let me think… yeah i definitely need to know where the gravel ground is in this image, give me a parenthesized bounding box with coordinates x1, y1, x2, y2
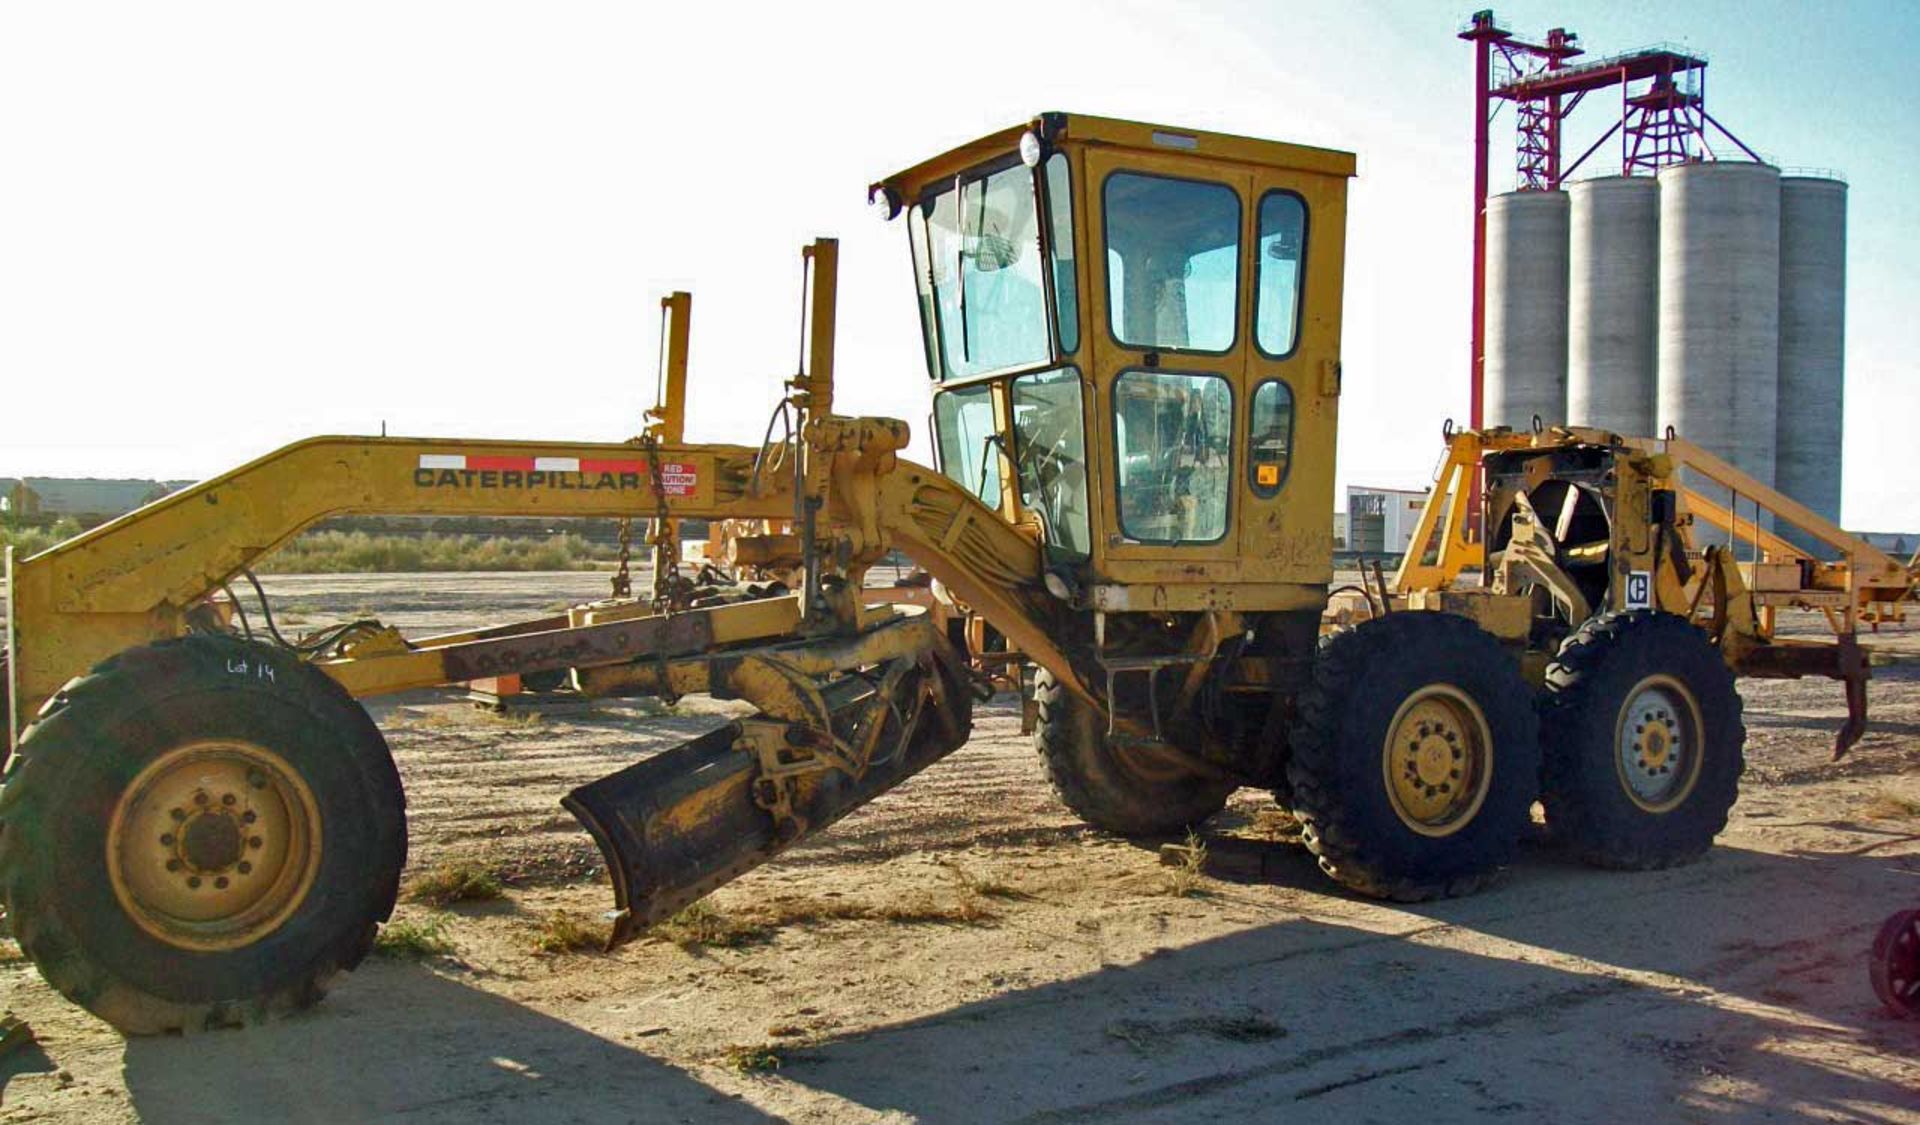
(2, 572, 1917, 1123)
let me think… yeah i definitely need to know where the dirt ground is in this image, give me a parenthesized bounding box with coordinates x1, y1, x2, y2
(3, 572, 1918, 1123)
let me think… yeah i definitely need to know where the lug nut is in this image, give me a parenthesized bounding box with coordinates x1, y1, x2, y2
(242, 811, 257, 824)
(194, 792, 209, 806)
(187, 876, 202, 889)
(160, 834, 175, 847)
(166, 859, 182, 872)
(170, 808, 187, 822)
(222, 793, 236, 806)
(238, 861, 252, 875)
(215, 876, 229, 889)
(249, 836, 263, 849)
(248, 771, 267, 790)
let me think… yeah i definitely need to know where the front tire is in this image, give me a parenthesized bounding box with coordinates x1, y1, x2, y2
(0, 636, 406, 1033)
(1286, 613, 1541, 901)
(1032, 668, 1234, 836)
(1539, 611, 1744, 870)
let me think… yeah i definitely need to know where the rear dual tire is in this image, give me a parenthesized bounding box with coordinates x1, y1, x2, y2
(1285, 613, 1541, 901)
(1539, 611, 1744, 870)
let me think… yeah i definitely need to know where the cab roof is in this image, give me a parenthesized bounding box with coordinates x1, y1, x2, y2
(871, 112, 1358, 206)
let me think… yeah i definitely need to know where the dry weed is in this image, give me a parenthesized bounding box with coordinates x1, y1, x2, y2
(532, 910, 609, 954)
(1164, 830, 1210, 897)
(397, 710, 464, 731)
(747, 895, 874, 927)
(1862, 792, 1920, 820)
(652, 900, 772, 948)
(1251, 806, 1305, 841)
(472, 708, 545, 728)
(871, 889, 997, 925)
(406, 860, 505, 906)
(935, 859, 1028, 901)
(720, 1043, 783, 1073)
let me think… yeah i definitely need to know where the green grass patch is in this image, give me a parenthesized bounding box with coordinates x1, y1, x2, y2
(0, 518, 83, 560)
(374, 915, 456, 959)
(256, 529, 616, 574)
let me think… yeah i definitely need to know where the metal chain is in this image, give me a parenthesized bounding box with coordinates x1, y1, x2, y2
(639, 432, 680, 610)
(611, 517, 633, 599)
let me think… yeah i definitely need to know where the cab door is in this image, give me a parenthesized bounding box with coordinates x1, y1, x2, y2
(1081, 144, 1254, 581)
(1235, 165, 1347, 586)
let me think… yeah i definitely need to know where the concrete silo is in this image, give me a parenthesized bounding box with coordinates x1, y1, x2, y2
(1484, 190, 1569, 429)
(1655, 161, 1781, 543)
(1775, 176, 1847, 555)
(1567, 176, 1659, 436)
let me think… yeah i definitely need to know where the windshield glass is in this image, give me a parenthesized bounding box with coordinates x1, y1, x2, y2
(910, 162, 1052, 380)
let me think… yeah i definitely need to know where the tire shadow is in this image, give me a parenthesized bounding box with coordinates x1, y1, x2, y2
(119, 963, 770, 1124)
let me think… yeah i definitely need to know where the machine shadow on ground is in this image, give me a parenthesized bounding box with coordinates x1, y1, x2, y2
(767, 845, 1915, 1123)
(117, 964, 774, 1125)
(86, 842, 1915, 1124)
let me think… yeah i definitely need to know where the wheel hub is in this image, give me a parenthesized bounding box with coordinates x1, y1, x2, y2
(179, 811, 245, 871)
(1615, 677, 1703, 812)
(1383, 687, 1494, 837)
(106, 741, 322, 952)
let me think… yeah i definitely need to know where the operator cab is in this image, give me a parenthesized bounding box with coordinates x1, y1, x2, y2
(871, 114, 1355, 606)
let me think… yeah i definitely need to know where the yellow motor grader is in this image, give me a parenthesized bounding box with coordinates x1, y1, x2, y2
(3, 114, 1910, 1032)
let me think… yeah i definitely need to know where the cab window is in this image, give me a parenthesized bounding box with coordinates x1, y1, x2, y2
(1103, 172, 1240, 353)
(1044, 153, 1079, 355)
(910, 163, 1050, 380)
(1248, 380, 1294, 496)
(1255, 192, 1308, 357)
(1010, 367, 1091, 558)
(1113, 370, 1233, 543)
(932, 384, 1001, 505)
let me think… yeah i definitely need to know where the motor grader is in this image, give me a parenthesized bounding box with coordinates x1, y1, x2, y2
(3, 113, 1911, 1034)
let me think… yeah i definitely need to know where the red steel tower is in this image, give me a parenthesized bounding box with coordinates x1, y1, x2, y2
(1458, 9, 1758, 432)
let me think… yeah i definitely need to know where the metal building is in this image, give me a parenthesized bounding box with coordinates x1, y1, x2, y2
(1656, 161, 1781, 541)
(1776, 175, 1848, 555)
(1345, 485, 1430, 555)
(1567, 176, 1659, 435)
(1484, 190, 1570, 429)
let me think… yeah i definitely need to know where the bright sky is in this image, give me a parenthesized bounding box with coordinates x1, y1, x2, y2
(4, 1, 1915, 528)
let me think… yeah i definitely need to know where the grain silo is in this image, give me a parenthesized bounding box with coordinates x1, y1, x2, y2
(1775, 175, 1847, 555)
(1484, 190, 1569, 429)
(1656, 161, 1781, 543)
(1567, 176, 1659, 436)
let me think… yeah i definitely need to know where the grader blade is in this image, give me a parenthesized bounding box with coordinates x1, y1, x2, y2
(562, 637, 973, 947)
